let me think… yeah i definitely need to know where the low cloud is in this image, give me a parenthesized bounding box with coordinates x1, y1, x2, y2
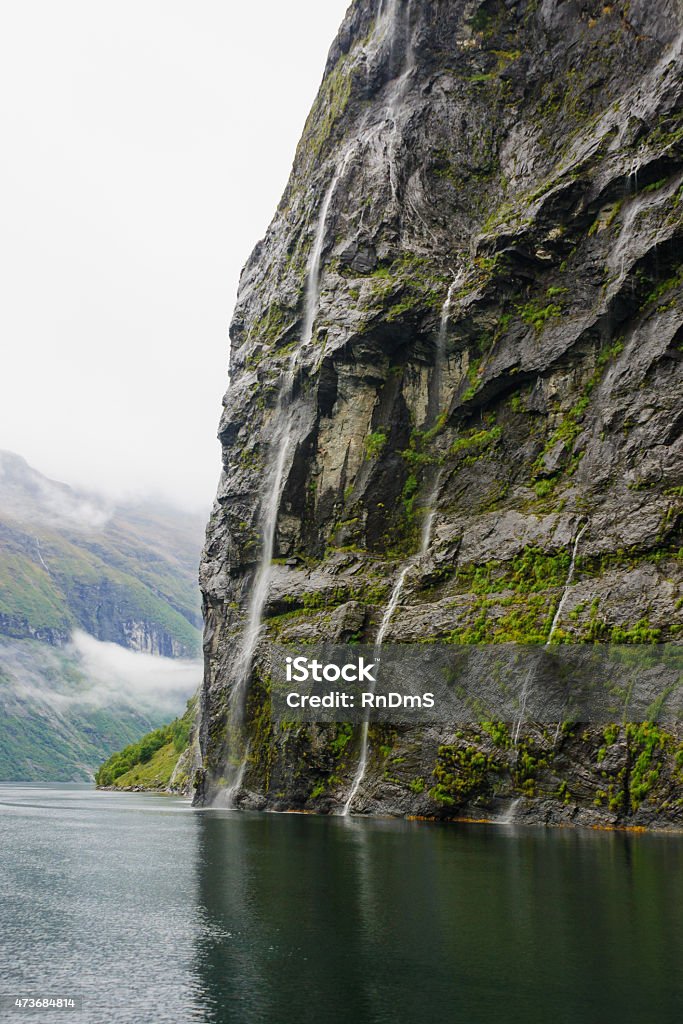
(69, 630, 201, 717)
(0, 632, 200, 723)
(0, 451, 113, 531)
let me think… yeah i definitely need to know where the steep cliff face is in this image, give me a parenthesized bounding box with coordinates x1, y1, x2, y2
(199, 0, 683, 826)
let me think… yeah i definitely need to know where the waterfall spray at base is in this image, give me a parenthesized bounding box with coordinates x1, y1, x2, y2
(220, 153, 354, 808)
(342, 279, 455, 816)
(496, 798, 523, 826)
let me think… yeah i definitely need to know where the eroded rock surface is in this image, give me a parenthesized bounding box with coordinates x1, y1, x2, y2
(198, 0, 683, 826)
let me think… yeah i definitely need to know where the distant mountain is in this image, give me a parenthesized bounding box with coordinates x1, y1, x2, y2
(0, 452, 205, 780)
(0, 450, 204, 656)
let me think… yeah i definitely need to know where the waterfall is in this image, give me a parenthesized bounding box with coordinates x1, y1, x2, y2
(342, 279, 453, 815)
(547, 521, 588, 644)
(34, 536, 50, 574)
(300, 147, 355, 349)
(512, 521, 588, 745)
(222, 378, 294, 806)
(376, 0, 406, 66)
(383, 0, 415, 204)
(496, 797, 523, 825)
(417, 276, 456, 556)
(229, 392, 294, 724)
(611, 181, 673, 284)
(223, 742, 251, 808)
(428, 276, 457, 421)
(511, 662, 536, 747)
(612, 198, 643, 283)
(341, 562, 411, 816)
(222, 150, 355, 806)
(341, 480, 441, 816)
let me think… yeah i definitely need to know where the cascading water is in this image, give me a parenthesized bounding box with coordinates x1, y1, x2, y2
(222, 152, 355, 807)
(377, 0, 440, 245)
(229, 392, 295, 724)
(342, 279, 454, 815)
(610, 175, 678, 283)
(416, 275, 458, 554)
(341, 563, 411, 816)
(512, 521, 589, 746)
(379, 0, 415, 204)
(429, 276, 457, 421)
(301, 147, 356, 349)
(497, 797, 523, 826)
(222, 378, 294, 806)
(547, 521, 588, 645)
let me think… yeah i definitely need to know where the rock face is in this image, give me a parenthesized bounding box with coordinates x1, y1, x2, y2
(198, 0, 683, 827)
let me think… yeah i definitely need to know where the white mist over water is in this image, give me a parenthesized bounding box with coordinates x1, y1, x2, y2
(70, 631, 200, 714)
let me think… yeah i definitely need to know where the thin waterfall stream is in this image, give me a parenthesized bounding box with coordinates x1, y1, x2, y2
(342, 278, 456, 815)
(384, 0, 415, 204)
(499, 521, 588, 821)
(301, 147, 356, 349)
(512, 520, 589, 747)
(497, 797, 524, 826)
(222, 152, 355, 806)
(222, 373, 295, 806)
(546, 521, 589, 645)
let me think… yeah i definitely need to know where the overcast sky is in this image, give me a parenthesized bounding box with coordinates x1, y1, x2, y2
(0, 0, 350, 512)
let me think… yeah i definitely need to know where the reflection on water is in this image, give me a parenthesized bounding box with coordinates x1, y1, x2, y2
(0, 786, 682, 1024)
(192, 811, 683, 1024)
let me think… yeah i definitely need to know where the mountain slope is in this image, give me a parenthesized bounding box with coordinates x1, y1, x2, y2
(0, 451, 203, 656)
(198, 0, 683, 826)
(0, 638, 177, 780)
(0, 452, 204, 780)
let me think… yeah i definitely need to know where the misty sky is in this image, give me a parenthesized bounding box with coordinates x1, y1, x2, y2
(0, 0, 349, 511)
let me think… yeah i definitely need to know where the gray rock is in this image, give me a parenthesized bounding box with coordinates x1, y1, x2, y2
(197, 0, 683, 828)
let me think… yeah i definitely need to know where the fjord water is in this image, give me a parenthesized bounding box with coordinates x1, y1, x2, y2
(1, 786, 682, 1024)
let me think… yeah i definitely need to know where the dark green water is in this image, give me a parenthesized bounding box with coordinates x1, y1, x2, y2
(0, 785, 682, 1024)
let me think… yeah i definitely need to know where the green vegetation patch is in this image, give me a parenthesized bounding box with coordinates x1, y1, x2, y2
(297, 52, 353, 164)
(431, 744, 498, 806)
(364, 430, 388, 460)
(95, 700, 194, 788)
(0, 553, 72, 632)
